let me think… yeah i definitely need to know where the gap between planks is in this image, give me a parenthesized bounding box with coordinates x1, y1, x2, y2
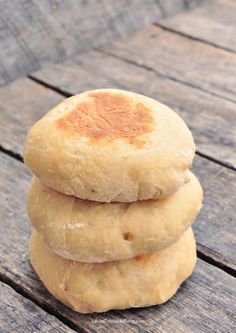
(154, 23, 236, 55)
(197, 249, 236, 278)
(0, 147, 235, 278)
(0, 145, 23, 162)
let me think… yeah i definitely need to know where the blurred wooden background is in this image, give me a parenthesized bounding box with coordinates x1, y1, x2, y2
(0, 0, 204, 85)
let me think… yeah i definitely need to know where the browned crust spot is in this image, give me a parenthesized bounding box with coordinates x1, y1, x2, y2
(57, 91, 154, 146)
(135, 254, 151, 264)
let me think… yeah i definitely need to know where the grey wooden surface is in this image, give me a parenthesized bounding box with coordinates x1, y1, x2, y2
(1, 0, 236, 332)
(0, 0, 202, 86)
(0, 77, 64, 155)
(0, 282, 75, 333)
(160, 0, 236, 52)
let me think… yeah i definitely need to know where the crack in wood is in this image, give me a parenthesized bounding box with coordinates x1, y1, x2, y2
(196, 150, 236, 172)
(28, 75, 72, 98)
(0, 145, 23, 163)
(155, 22, 236, 55)
(197, 250, 236, 278)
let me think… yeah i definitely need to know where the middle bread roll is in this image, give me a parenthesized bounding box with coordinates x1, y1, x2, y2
(28, 172, 202, 262)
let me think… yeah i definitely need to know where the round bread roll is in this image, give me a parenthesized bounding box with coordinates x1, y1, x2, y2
(24, 89, 195, 202)
(29, 227, 196, 314)
(28, 172, 202, 262)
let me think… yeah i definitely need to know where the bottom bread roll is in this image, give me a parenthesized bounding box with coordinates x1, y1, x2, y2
(29, 227, 196, 314)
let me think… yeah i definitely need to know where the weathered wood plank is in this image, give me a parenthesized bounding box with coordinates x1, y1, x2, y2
(160, 0, 236, 52)
(31, 50, 236, 168)
(100, 25, 236, 103)
(0, 151, 236, 332)
(0, 77, 64, 155)
(192, 157, 236, 272)
(0, 282, 75, 333)
(0, 0, 199, 85)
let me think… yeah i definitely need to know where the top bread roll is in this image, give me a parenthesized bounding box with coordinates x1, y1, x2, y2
(24, 89, 195, 202)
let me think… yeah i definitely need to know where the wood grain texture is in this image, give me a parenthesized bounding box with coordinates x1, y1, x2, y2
(31, 50, 236, 168)
(0, 0, 200, 85)
(0, 282, 75, 333)
(0, 153, 236, 332)
(0, 77, 64, 155)
(101, 25, 236, 103)
(160, 0, 236, 52)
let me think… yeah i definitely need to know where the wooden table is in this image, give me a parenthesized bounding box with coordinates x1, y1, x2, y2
(0, 1, 236, 332)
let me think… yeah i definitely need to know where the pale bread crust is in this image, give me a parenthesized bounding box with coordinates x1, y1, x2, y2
(24, 89, 195, 202)
(29, 227, 196, 314)
(28, 172, 202, 262)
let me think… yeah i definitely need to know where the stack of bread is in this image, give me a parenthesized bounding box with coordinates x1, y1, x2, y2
(24, 89, 203, 314)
